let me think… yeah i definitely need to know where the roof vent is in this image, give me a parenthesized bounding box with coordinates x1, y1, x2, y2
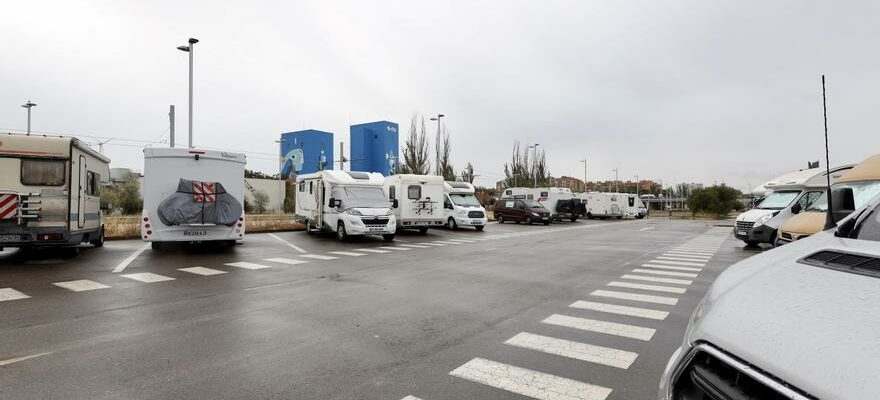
(800, 250, 880, 278)
(346, 171, 370, 180)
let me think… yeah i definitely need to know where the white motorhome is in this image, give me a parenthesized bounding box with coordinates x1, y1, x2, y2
(734, 165, 852, 246)
(501, 187, 582, 222)
(141, 148, 246, 249)
(384, 174, 445, 232)
(0, 133, 110, 249)
(442, 181, 488, 231)
(578, 192, 625, 219)
(295, 170, 396, 241)
(619, 193, 648, 219)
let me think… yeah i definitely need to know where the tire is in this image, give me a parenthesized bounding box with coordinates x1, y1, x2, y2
(383, 234, 395, 242)
(448, 218, 458, 230)
(151, 242, 164, 251)
(336, 222, 348, 242)
(543, 221, 550, 225)
(90, 226, 105, 248)
(744, 240, 759, 247)
(570, 217, 577, 222)
(225, 240, 237, 247)
(497, 215, 504, 223)
(418, 227, 428, 234)
(475, 225, 485, 231)
(525, 217, 532, 225)
(617, 216, 623, 220)
(586, 213, 593, 220)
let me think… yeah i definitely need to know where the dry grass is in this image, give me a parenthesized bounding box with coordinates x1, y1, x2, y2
(104, 214, 305, 240)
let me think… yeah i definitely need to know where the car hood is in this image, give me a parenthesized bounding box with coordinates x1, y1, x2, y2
(350, 207, 392, 216)
(529, 207, 549, 214)
(735, 208, 774, 222)
(690, 232, 880, 399)
(779, 211, 826, 235)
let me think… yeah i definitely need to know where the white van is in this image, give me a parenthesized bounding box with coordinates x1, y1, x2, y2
(442, 181, 488, 231)
(619, 193, 648, 219)
(384, 174, 445, 233)
(501, 187, 582, 222)
(579, 192, 624, 219)
(734, 165, 852, 246)
(141, 148, 246, 249)
(295, 170, 396, 241)
(0, 133, 110, 249)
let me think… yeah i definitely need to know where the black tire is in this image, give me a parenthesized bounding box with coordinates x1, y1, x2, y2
(305, 221, 314, 235)
(448, 218, 458, 230)
(475, 225, 485, 231)
(336, 222, 348, 242)
(383, 234, 395, 242)
(90, 226, 105, 248)
(543, 221, 550, 225)
(418, 227, 429, 234)
(225, 240, 237, 247)
(497, 215, 504, 223)
(570, 217, 577, 222)
(586, 213, 593, 220)
(744, 240, 759, 247)
(151, 242, 164, 251)
(617, 216, 623, 220)
(525, 217, 532, 225)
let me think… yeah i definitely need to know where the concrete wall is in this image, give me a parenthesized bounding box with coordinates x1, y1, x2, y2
(244, 178, 285, 213)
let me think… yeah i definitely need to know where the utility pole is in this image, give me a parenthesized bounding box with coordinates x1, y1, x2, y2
(579, 158, 587, 192)
(169, 105, 175, 147)
(634, 174, 639, 197)
(21, 101, 37, 134)
(612, 168, 619, 192)
(430, 114, 445, 175)
(339, 141, 345, 170)
(177, 38, 199, 148)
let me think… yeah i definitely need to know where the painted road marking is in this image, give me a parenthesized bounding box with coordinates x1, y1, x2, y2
(52, 279, 111, 292)
(505, 332, 638, 369)
(450, 357, 613, 400)
(299, 254, 339, 260)
(590, 290, 679, 305)
(447, 239, 476, 243)
(380, 246, 411, 251)
(0, 352, 52, 366)
(569, 300, 668, 320)
(608, 281, 686, 294)
(268, 233, 307, 253)
(673, 247, 716, 252)
(432, 241, 461, 245)
(397, 244, 430, 248)
(649, 259, 706, 267)
(121, 272, 175, 283)
(621, 274, 693, 285)
(356, 248, 391, 253)
(671, 250, 714, 256)
(662, 253, 711, 259)
(641, 263, 702, 272)
(632, 269, 699, 278)
(264, 257, 309, 265)
(417, 242, 446, 246)
(178, 267, 227, 276)
(656, 256, 710, 263)
(638, 227, 655, 231)
(401, 396, 424, 400)
(224, 262, 272, 270)
(0, 288, 30, 302)
(112, 242, 151, 273)
(543, 314, 655, 341)
(328, 251, 367, 257)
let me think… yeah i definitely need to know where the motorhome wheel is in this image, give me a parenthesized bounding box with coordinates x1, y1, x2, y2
(336, 222, 348, 241)
(525, 217, 532, 225)
(497, 215, 504, 223)
(383, 234, 395, 242)
(617, 216, 623, 220)
(586, 213, 593, 219)
(447, 218, 458, 230)
(418, 227, 428, 234)
(475, 225, 484, 231)
(90, 226, 105, 248)
(151, 242, 164, 251)
(570, 217, 577, 222)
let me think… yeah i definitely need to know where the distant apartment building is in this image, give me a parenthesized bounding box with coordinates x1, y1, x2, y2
(675, 182, 704, 197)
(549, 176, 586, 192)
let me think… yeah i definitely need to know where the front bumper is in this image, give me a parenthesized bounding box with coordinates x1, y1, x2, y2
(454, 216, 488, 226)
(734, 224, 776, 244)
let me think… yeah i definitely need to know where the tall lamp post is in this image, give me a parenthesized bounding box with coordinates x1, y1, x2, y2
(429, 114, 445, 175)
(177, 38, 199, 148)
(528, 143, 540, 187)
(21, 101, 37, 134)
(579, 158, 587, 192)
(634, 174, 639, 198)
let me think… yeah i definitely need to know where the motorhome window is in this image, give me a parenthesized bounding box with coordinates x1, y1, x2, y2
(299, 181, 305, 192)
(20, 159, 66, 186)
(407, 185, 421, 200)
(389, 186, 396, 199)
(798, 191, 822, 210)
(449, 194, 481, 207)
(540, 191, 548, 198)
(86, 171, 101, 196)
(309, 181, 313, 194)
(629, 197, 635, 207)
(847, 181, 880, 209)
(756, 190, 800, 209)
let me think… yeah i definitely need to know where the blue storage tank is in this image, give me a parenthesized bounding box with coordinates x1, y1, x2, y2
(350, 121, 399, 176)
(279, 130, 333, 178)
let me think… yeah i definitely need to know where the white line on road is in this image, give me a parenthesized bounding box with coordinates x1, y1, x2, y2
(632, 269, 699, 278)
(268, 233, 307, 253)
(121, 272, 176, 283)
(417, 242, 445, 246)
(401, 396, 424, 400)
(673, 247, 716, 252)
(542, 314, 655, 341)
(449, 357, 613, 400)
(53, 279, 111, 292)
(641, 263, 703, 272)
(0, 288, 30, 302)
(638, 227, 655, 231)
(446, 239, 476, 243)
(0, 352, 52, 366)
(621, 274, 693, 285)
(356, 248, 391, 253)
(590, 289, 679, 305)
(396, 244, 430, 248)
(112, 242, 151, 273)
(299, 254, 339, 260)
(608, 281, 686, 294)
(380, 246, 411, 251)
(432, 241, 461, 245)
(264, 257, 309, 265)
(505, 332, 638, 369)
(178, 267, 227, 276)
(662, 253, 711, 259)
(649, 259, 706, 267)
(328, 251, 367, 257)
(656, 256, 710, 263)
(224, 261, 273, 270)
(569, 300, 668, 320)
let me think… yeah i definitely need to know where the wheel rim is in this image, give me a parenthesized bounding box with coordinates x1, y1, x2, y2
(337, 225, 345, 239)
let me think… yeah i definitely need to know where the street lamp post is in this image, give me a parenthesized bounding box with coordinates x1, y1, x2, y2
(634, 174, 639, 198)
(612, 168, 619, 192)
(579, 158, 587, 192)
(528, 143, 540, 187)
(429, 114, 445, 175)
(177, 38, 199, 148)
(21, 101, 37, 134)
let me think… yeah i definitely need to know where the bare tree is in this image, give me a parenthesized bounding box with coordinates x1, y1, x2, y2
(503, 141, 550, 188)
(460, 162, 475, 183)
(437, 125, 456, 181)
(399, 114, 430, 174)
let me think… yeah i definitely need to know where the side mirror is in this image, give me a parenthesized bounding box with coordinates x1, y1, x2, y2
(831, 188, 855, 223)
(328, 197, 338, 208)
(392, 199, 399, 209)
(791, 203, 802, 214)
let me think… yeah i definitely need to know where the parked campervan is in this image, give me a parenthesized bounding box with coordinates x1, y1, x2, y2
(777, 154, 880, 245)
(141, 148, 246, 249)
(296, 170, 396, 241)
(619, 193, 648, 219)
(579, 192, 624, 219)
(442, 181, 488, 231)
(734, 165, 852, 246)
(500, 187, 582, 222)
(0, 133, 110, 249)
(384, 174, 445, 232)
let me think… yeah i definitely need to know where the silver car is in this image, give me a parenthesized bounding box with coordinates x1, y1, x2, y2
(659, 194, 880, 399)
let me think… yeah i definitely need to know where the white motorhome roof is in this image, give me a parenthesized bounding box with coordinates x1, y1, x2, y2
(444, 181, 475, 193)
(298, 170, 385, 185)
(763, 165, 853, 190)
(144, 147, 246, 164)
(386, 174, 445, 184)
(1, 132, 110, 163)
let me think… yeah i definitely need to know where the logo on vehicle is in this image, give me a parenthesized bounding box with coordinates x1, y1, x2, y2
(221, 152, 238, 159)
(386, 125, 397, 133)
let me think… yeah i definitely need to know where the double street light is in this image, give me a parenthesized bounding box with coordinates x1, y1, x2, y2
(528, 143, 540, 187)
(177, 38, 199, 148)
(21, 101, 37, 134)
(430, 114, 445, 175)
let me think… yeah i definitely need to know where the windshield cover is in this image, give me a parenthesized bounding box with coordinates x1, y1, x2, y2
(450, 194, 481, 207)
(809, 182, 880, 212)
(334, 186, 389, 209)
(757, 191, 800, 209)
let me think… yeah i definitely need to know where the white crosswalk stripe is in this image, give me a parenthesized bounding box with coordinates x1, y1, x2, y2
(621, 274, 693, 285)
(224, 261, 272, 270)
(505, 332, 638, 369)
(264, 257, 309, 265)
(607, 281, 686, 294)
(569, 300, 669, 320)
(432, 241, 461, 245)
(299, 254, 339, 260)
(179, 267, 227, 276)
(416, 242, 446, 246)
(662, 253, 711, 259)
(380, 246, 411, 251)
(641, 263, 702, 272)
(397, 244, 430, 248)
(649, 259, 706, 267)
(328, 251, 367, 257)
(673, 247, 716, 252)
(656, 256, 709, 263)
(542, 314, 655, 341)
(356, 248, 391, 253)
(53, 279, 111, 292)
(401, 396, 424, 400)
(121, 272, 176, 283)
(0, 288, 30, 302)
(446, 239, 476, 243)
(449, 357, 612, 400)
(590, 289, 679, 305)
(632, 268, 699, 278)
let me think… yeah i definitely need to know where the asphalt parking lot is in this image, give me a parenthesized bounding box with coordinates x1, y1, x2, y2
(0, 219, 759, 400)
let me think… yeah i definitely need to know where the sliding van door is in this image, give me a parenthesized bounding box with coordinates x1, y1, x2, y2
(78, 155, 86, 228)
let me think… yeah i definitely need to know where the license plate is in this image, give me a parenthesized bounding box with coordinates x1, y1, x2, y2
(183, 230, 207, 237)
(369, 227, 386, 233)
(0, 234, 22, 242)
(737, 230, 747, 236)
(542, 217, 549, 220)
(471, 220, 482, 225)
(415, 221, 430, 225)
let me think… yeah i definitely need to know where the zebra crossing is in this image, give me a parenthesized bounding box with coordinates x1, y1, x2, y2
(401, 227, 731, 400)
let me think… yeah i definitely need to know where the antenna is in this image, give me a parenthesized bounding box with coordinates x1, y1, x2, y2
(821, 75, 835, 230)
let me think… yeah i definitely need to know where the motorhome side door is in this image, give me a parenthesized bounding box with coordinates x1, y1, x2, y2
(314, 180, 323, 228)
(77, 155, 87, 228)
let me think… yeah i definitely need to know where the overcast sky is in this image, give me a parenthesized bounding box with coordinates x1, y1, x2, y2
(2, 0, 879, 192)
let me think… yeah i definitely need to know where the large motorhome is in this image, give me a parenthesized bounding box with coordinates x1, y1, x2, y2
(735, 164, 852, 246)
(384, 174, 445, 232)
(0, 133, 110, 249)
(501, 187, 582, 222)
(578, 192, 625, 219)
(619, 193, 648, 219)
(141, 148, 246, 249)
(295, 170, 396, 241)
(442, 181, 488, 231)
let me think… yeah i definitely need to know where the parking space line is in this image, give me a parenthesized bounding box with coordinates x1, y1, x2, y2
(640, 263, 702, 272)
(178, 267, 227, 276)
(328, 251, 367, 257)
(662, 253, 711, 259)
(396, 244, 430, 248)
(673, 247, 716, 252)
(542, 314, 655, 341)
(449, 357, 613, 400)
(590, 289, 679, 305)
(432, 241, 461, 245)
(299, 254, 339, 260)
(120, 272, 176, 283)
(621, 274, 693, 285)
(505, 332, 638, 369)
(649, 259, 706, 267)
(656, 256, 709, 263)
(446, 239, 476, 243)
(112, 242, 151, 273)
(268, 233, 307, 253)
(632, 269, 699, 278)
(401, 396, 424, 400)
(380, 246, 411, 251)
(0, 352, 52, 366)
(264, 257, 309, 265)
(417, 242, 445, 246)
(224, 261, 272, 270)
(607, 281, 686, 294)
(52, 279, 111, 292)
(638, 227, 655, 231)
(569, 300, 669, 320)
(0, 288, 30, 302)
(357, 248, 391, 253)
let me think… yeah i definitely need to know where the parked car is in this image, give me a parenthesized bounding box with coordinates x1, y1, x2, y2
(494, 198, 550, 225)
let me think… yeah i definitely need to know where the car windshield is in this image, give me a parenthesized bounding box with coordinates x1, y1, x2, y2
(756, 190, 800, 209)
(337, 186, 389, 209)
(522, 199, 540, 208)
(450, 194, 481, 207)
(809, 182, 880, 212)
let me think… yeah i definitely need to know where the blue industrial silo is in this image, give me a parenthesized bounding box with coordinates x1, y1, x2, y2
(279, 129, 334, 178)
(349, 121, 399, 176)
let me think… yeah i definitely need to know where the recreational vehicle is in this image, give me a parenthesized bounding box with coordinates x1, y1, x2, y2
(141, 148, 246, 249)
(620, 193, 648, 219)
(579, 192, 624, 219)
(501, 187, 582, 222)
(443, 181, 488, 231)
(0, 133, 110, 249)
(384, 174, 445, 232)
(295, 170, 396, 241)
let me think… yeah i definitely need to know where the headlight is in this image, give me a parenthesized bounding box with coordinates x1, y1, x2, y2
(346, 209, 363, 216)
(384, 209, 394, 216)
(753, 213, 772, 227)
(531, 212, 540, 217)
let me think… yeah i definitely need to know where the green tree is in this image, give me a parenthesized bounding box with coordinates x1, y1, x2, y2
(686, 185, 742, 218)
(101, 172, 142, 215)
(253, 190, 269, 214)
